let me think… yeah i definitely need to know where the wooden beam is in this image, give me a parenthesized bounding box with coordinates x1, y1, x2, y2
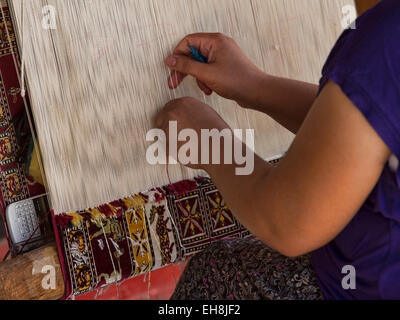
(0, 242, 64, 300)
(355, 0, 380, 15)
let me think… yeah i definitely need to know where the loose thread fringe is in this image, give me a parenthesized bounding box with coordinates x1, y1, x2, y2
(56, 178, 208, 228)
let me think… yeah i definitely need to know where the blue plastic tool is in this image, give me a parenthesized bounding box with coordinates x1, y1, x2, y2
(189, 46, 208, 63)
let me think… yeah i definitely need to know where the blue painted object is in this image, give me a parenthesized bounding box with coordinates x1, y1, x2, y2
(189, 46, 208, 63)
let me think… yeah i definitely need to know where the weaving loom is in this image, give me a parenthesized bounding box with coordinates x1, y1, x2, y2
(1, 0, 353, 299)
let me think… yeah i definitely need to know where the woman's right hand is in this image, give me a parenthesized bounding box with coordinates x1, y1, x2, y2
(165, 33, 267, 107)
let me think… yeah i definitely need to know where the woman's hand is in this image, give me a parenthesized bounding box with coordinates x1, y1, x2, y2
(165, 32, 319, 134)
(165, 33, 266, 107)
(155, 97, 233, 171)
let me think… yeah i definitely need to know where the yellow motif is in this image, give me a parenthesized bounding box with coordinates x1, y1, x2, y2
(85, 208, 106, 225)
(6, 172, 22, 199)
(66, 212, 84, 227)
(125, 207, 152, 275)
(122, 195, 146, 208)
(209, 193, 232, 228)
(179, 199, 203, 236)
(91, 217, 124, 242)
(76, 265, 91, 291)
(0, 134, 12, 162)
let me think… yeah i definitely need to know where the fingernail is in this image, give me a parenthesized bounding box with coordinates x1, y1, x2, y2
(166, 55, 177, 67)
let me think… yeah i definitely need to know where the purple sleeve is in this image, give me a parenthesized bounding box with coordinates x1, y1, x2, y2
(320, 0, 400, 159)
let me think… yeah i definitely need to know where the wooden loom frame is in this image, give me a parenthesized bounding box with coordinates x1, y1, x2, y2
(0, 0, 379, 300)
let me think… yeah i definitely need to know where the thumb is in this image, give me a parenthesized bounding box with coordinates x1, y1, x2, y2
(165, 54, 210, 82)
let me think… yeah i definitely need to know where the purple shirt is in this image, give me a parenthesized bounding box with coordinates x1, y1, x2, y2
(311, 0, 400, 299)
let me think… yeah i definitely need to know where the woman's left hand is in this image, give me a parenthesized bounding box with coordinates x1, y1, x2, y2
(155, 97, 232, 171)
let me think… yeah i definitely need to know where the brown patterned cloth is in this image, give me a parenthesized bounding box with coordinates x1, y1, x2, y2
(171, 238, 323, 300)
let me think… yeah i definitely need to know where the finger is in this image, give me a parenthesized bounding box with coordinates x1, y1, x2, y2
(165, 54, 211, 84)
(154, 108, 167, 129)
(197, 79, 213, 96)
(168, 70, 187, 89)
(173, 33, 218, 58)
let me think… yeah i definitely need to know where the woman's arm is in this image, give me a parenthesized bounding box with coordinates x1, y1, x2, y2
(156, 80, 391, 257)
(241, 74, 318, 134)
(165, 33, 318, 134)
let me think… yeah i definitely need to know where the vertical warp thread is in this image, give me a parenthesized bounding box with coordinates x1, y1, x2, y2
(9, 0, 320, 214)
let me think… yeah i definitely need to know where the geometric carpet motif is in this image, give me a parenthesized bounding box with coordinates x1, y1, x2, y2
(55, 177, 257, 298)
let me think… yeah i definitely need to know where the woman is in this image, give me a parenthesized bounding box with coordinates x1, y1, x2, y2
(156, 0, 400, 299)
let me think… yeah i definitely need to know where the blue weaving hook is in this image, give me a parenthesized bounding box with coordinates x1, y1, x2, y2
(189, 46, 208, 63)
